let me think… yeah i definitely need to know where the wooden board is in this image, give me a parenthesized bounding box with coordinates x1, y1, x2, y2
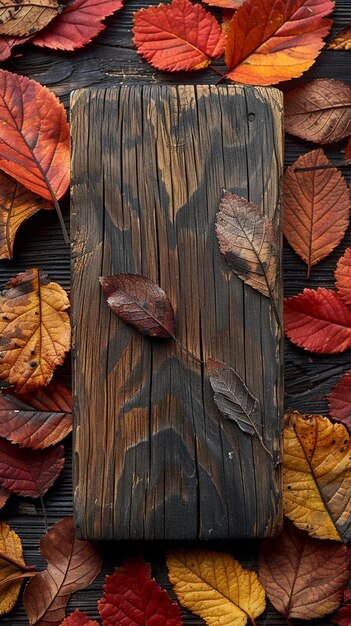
(70, 84, 284, 541)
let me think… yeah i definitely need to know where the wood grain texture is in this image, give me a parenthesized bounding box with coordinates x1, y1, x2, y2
(70, 84, 284, 541)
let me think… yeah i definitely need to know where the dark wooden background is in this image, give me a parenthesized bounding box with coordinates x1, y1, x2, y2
(1, 0, 351, 623)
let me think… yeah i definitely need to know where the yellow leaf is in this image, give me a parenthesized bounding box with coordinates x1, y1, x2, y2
(283, 412, 351, 542)
(0, 268, 71, 393)
(0, 521, 25, 615)
(167, 548, 265, 626)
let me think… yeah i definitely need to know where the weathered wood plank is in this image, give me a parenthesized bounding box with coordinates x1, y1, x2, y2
(70, 84, 283, 540)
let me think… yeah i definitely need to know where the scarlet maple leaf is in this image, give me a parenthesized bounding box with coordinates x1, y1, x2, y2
(225, 0, 334, 85)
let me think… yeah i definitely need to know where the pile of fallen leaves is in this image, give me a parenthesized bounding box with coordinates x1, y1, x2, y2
(0, 0, 351, 623)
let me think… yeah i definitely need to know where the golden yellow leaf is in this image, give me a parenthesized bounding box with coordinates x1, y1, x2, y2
(0, 268, 71, 393)
(167, 548, 265, 626)
(0, 521, 25, 615)
(283, 412, 351, 542)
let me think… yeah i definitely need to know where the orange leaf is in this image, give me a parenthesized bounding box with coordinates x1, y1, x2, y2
(225, 0, 334, 85)
(283, 150, 350, 277)
(0, 69, 69, 201)
(335, 248, 351, 305)
(203, 0, 242, 8)
(0, 171, 52, 260)
(328, 23, 351, 49)
(0, 269, 71, 393)
(132, 0, 225, 72)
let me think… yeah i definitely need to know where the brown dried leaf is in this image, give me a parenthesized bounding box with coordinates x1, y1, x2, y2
(0, 487, 9, 509)
(23, 516, 102, 626)
(216, 190, 278, 298)
(335, 247, 351, 305)
(284, 79, 351, 144)
(283, 149, 350, 277)
(100, 273, 175, 339)
(0, 0, 59, 36)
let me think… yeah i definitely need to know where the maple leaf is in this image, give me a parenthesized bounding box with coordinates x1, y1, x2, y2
(132, 0, 225, 72)
(167, 548, 265, 626)
(32, 0, 124, 51)
(284, 288, 351, 353)
(215, 190, 278, 299)
(225, 0, 334, 85)
(0, 438, 64, 497)
(0, 0, 59, 36)
(283, 411, 351, 542)
(98, 556, 182, 626)
(0, 521, 36, 615)
(0, 70, 69, 218)
(0, 382, 72, 449)
(0, 171, 52, 260)
(60, 610, 99, 626)
(23, 516, 102, 626)
(259, 518, 350, 621)
(327, 370, 351, 429)
(0, 268, 71, 393)
(283, 149, 350, 277)
(100, 273, 175, 339)
(285, 79, 351, 144)
(329, 23, 351, 49)
(335, 248, 351, 305)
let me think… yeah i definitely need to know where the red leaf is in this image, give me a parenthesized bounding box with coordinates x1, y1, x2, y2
(0, 438, 64, 497)
(284, 288, 351, 354)
(98, 556, 182, 626)
(202, 0, 242, 8)
(60, 610, 99, 626)
(0, 36, 27, 61)
(327, 371, 351, 428)
(32, 0, 123, 51)
(0, 382, 72, 449)
(225, 0, 334, 85)
(333, 605, 351, 626)
(132, 0, 225, 72)
(0, 70, 70, 201)
(23, 517, 102, 626)
(335, 248, 351, 306)
(100, 273, 175, 339)
(285, 79, 351, 144)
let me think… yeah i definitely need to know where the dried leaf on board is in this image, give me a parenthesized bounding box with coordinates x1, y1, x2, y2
(327, 370, 351, 429)
(0, 0, 59, 36)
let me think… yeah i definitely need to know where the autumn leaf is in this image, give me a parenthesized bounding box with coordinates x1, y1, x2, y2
(0, 0, 59, 36)
(329, 23, 351, 49)
(335, 248, 351, 305)
(327, 370, 351, 428)
(0, 521, 36, 615)
(0, 69, 69, 241)
(0, 171, 52, 260)
(216, 190, 278, 299)
(284, 288, 351, 353)
(98, 556, 182, 626)
(24, 516, 102, 626)
(167, 548, 265, 626)
(202, 0, 242, 8)
(225, 0, 334, 85)
(0, 487, 10, 510)
(283, 411, 351, 542)
(60, 610, 99, 626)
(0, 438, 64, 497)
(333, 590, 351, 626)
(32, 0, 124, 51)
(283, 150, 350, 277)
(0, 268, 71, 393)
(284, 79, 351, 144)
(0, 35, 27, 61)
(132, 0, 225, 72)
(259, 519, 350, 622)
(100, 273, 175, 339)
(0, 382, 72, 449)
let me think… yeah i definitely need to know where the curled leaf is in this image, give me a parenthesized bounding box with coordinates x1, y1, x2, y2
(283, 150, 350, 277)
(283, 411, 351, 542)
(327, 370, 351, 429)
(100, 273, 175, 339)
(216, 190, 278, 298)
(285, 79, 351, 144)
(23, 516, 102, 626)
(132, 0, 225, 72)
(167, 548, 265, 626)
(0, 268, 71, 393)
(259, 519, 350, 621)
(0, 0, 59, 36)
(335, 248, 351, 305)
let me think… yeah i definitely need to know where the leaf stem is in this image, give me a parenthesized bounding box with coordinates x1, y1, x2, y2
(0, 571, 37, 589)
(294, 156, 351, 172)
(52, 195, 69, 246)
(0, 551, 36, 571)
(172, 336, 204, 365)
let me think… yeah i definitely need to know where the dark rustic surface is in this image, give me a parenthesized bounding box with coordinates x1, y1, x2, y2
(0, 0, 351, 622)
(71, 84, 284, 541)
